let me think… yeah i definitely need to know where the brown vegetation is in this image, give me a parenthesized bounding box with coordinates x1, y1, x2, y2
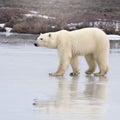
(0, 7, 28, 23)
(0, 7, 120, 34)
(0, 27, 6, 32)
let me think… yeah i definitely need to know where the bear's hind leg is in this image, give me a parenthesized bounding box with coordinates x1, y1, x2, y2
(85, 54, 96, 74)
(94, 64, 108, 76)
(70, 56, 80, 76)
(94, 55, 109, 76)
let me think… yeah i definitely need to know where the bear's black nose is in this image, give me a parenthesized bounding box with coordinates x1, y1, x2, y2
(34, 43, 38, 47)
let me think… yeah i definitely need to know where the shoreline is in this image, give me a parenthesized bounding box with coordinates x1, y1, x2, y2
(0, 32, 38, 44)
(0, 32, 120, 49)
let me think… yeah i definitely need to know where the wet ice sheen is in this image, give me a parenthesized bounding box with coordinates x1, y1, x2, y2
(34, 76, 107, 113)
(0, 44, 120, 120)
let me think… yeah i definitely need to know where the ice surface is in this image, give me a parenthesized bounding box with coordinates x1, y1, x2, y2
(0, 44, 120, 120)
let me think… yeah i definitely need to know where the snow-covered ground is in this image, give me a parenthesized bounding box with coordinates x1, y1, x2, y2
(0, 23, 12, 36)
(0, 44, 120, 120)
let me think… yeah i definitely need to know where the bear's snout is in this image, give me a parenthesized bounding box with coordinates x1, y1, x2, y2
(34, 43, 38, 47)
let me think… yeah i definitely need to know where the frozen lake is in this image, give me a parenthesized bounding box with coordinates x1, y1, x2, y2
(0, 44, 120, 120)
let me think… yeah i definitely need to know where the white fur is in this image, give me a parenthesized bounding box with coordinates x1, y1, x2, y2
(35, 28, 109, 76)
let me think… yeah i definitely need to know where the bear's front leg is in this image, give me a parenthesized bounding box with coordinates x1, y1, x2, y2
(49, 72, 64, 76)
(70, 56, 80, 76)
(49, 56, 71, 76)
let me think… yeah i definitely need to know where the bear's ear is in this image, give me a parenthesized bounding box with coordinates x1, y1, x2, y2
(49, 34, 51, 37)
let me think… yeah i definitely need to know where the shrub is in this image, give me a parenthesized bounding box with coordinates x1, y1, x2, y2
(0, 27, 6, 32)
(0, 7, 120, 35)
(0, 7, 28, 23)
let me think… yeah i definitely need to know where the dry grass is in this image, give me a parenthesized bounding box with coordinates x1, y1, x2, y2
(12, 17, 61, 34)
(0, 27, 6, 32)
(0, 7, 120, 34)
(0, 7, 28, 23)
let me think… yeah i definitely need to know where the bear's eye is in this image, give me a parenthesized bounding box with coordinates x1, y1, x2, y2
(40, 38, 43, 40)
(49, 34, 51, 37)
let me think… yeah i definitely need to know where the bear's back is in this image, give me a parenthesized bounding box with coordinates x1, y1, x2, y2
(69, 28, 109, 55)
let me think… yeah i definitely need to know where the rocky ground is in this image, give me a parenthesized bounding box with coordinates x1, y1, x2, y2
(0, 0, 120, 34)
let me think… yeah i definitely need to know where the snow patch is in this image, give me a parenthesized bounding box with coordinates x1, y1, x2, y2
(24, 14, 55, 19)
(67, 23, 83, 30)
(108, 35, 120, 41)
(51, 26, 56, 29)
(24, 12, 55, 20)
(0, 23, 5, 28)
(24, 14, 35, 17)
(30, 11, 38, 14)
(0, 23, 13, 36)
(5, 27, 12, 36)
(37, 14, 55, 19)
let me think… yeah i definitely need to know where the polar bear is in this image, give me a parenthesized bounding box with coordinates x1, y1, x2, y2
(34, 28, 109, 76)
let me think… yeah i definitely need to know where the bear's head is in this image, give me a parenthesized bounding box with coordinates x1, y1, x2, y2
(34, 32, 57, 48)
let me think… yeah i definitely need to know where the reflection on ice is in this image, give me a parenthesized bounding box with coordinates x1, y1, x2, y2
(33, 76, 107, 114)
